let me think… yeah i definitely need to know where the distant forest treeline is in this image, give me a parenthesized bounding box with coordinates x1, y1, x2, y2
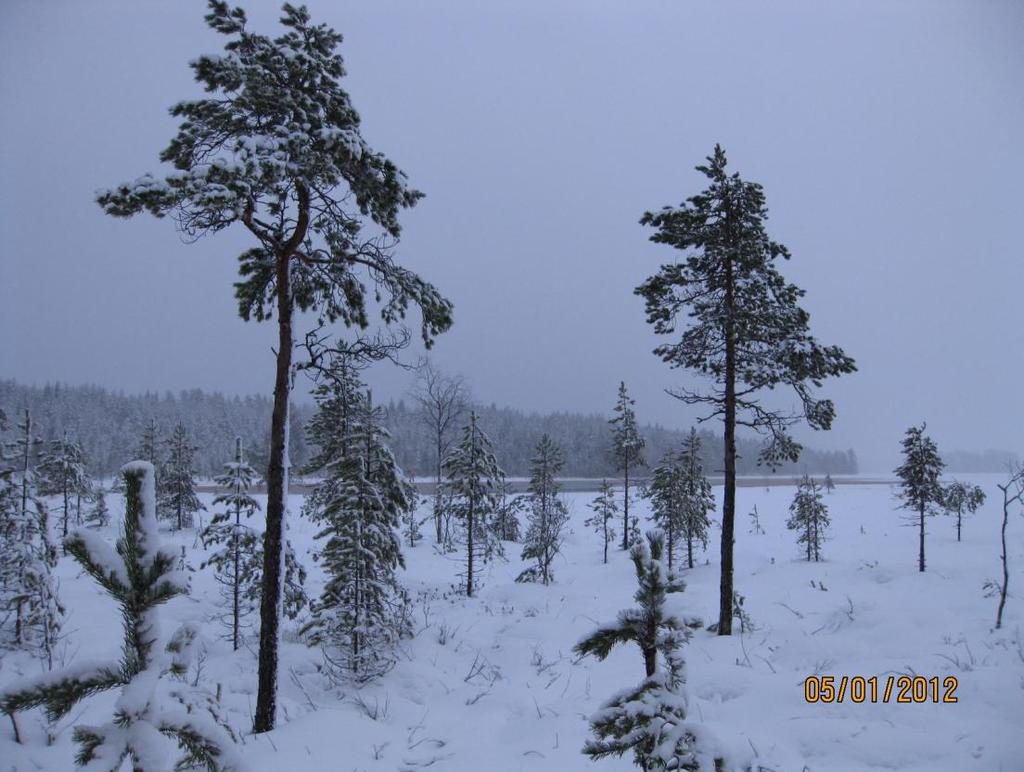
(0, 379, 859, 479)
(941, 448, 1020, 474)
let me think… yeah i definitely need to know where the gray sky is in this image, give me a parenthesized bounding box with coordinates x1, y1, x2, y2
(1, 0, 1021, 471)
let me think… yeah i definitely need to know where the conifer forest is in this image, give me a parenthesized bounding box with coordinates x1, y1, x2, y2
(1, 2, 1021, 770)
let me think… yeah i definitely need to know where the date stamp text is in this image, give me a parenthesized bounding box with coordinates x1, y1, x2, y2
(804, 675, 958, 704)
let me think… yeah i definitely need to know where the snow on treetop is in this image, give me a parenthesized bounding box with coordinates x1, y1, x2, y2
(122, 460, 156, 518)
(121, 460, 155, 476)
(120, 460, 179, 571)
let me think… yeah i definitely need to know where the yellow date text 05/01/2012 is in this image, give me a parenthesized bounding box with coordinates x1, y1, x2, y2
(803, 675, 959, 704)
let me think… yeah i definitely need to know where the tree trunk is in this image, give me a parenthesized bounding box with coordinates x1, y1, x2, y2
(603, 521, 608, 564)
(995, 493, 1010, 629)
(232, 439, 242, 651)
(435, 432, 443, 543)
(19, 411, 30, 528)
(918, 504, 925, 572)
(540, 469, 550, 584)
(253, 184, 309, 734)
(9, 712, 21, 745)
(467, 500, 475, 597)
(667, 522, 674, 570)
(232, 503, 241, 652)
(62, 484, 69, 538)
(956, 509, 962, 542)
(253, 252, 294, 734)
(353, 407, 372, 672)
(687, 533, 694, 570)
(466, 417, 476, 598)
(15, 412, 30, 645)
(718, 257, 737, 636)
(643, 646, 656, 678)
(622, 462, 630, 550)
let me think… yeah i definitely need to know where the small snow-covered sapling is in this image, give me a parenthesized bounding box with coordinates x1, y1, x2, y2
(574, 531, 715, 771)
(0, 461, 242, 771)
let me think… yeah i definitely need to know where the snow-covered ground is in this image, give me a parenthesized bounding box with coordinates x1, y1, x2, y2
(2, 477, 1022, 770)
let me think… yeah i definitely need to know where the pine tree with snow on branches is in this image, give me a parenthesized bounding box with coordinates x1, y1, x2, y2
(491, 480, 526, 543)
(636, 144, 856, 633)
(0, 410, 64, 666)
(609, 382, 646, 551)
(303, 392, 412, 681)
(0, 461, 243, 771)
(677, 430, 714, 570)
(647, 430, 714, 571)
(585, 480, 618, 565)
(942, 479, 985, 543)
(301, 357, 369, 534)
(159, 423, 204, 530)
(203, 438, 306, 651)
(38, 433, 89, 538)
(786, 475, 830, 562)
(86, 484, 111, 529)
(518, 434, 570, 585)
(574, 531, 712, 771)
(133, 419, 163, 512)
(96, 0, 454, 731)
(646, 450, 685, 569)
(441, 412, 505, 597)
(895, 424, 945, 572)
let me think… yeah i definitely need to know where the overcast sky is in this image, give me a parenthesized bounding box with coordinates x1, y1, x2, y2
(1, 0, 1021, 470)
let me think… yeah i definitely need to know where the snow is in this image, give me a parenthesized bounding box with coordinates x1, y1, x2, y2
(0, 660, 116, 701)
(115, 667, 159, 718)
(160, 706, 246, 770)
(2, 477, 1022, 770)
(70, 527, 128, 589)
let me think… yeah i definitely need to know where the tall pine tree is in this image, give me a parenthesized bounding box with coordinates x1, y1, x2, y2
(894, 424, 945, 572)
(518, 434, 569, 585)
(441, 412, 504, 597)
(636, 145, 855, 633)
(97, 1, 453, 731)
(609, 382, 646, 551)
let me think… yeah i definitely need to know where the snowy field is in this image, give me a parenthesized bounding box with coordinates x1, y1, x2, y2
(2, 477, 1022, 771)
